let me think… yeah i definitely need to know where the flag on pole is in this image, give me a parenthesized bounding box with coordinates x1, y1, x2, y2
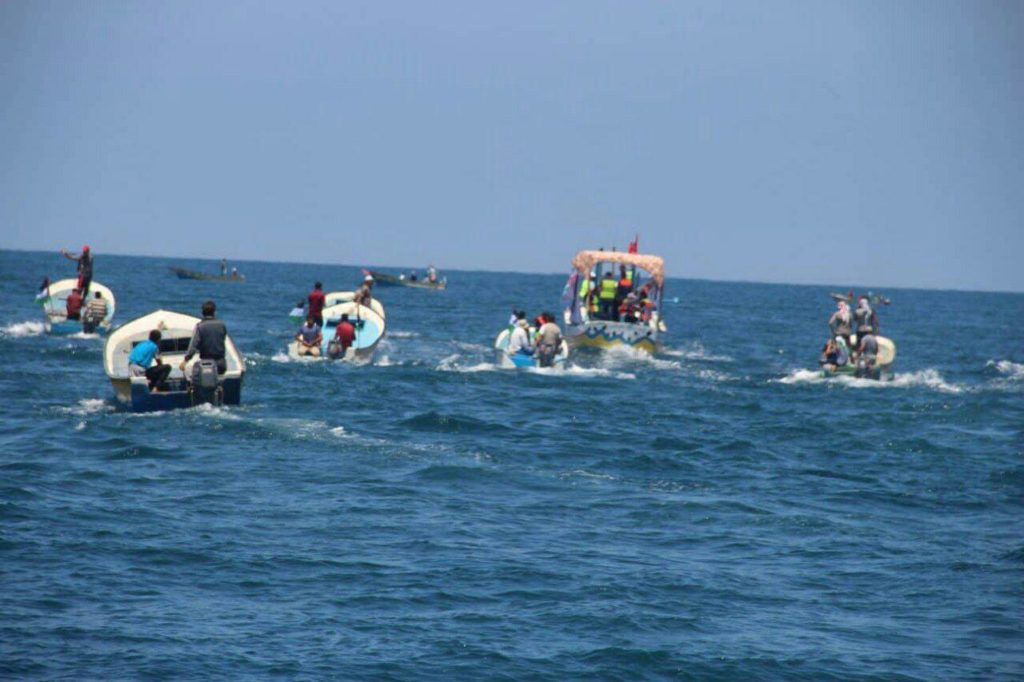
(628, 234, 639, 254)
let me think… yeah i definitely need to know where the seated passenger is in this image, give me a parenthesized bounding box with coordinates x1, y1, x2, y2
(856, 332, 878, 375)
(295, 315, 322, 357)
(65, 288, 83, 321)
(128, 329, 172, 391)
(507, 314, 534, 356)
(619, 292, 640, 323)
(82, 290, 108, 333)
(329, 313, 356, 359)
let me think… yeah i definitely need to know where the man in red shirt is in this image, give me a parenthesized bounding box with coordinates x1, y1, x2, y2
(308, 281, 326, 327)
(330, 313, 356, 359)
(65, 288, 84, 321)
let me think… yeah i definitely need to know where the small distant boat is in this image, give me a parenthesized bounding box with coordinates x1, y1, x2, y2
(494, 326, 569, 369)
(169, 267, 245, 282)
(820, 335, 897, 381)
(38, 278, 116, 335)
(103, 310, 245, 412)
(287, 297, 386, 363)
(562, 249, 667, 354)
(366, 270, 446, 290)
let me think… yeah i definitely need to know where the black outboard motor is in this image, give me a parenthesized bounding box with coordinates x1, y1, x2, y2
(190, 359, 223, 406)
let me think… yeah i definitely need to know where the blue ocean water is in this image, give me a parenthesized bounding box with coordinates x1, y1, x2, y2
(1, 249, 1022, 680)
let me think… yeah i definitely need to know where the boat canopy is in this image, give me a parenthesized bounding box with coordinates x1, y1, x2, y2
(571, 251, 665, 287)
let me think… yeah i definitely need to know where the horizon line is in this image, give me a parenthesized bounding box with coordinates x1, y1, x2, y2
(2, 246, 1021, 297)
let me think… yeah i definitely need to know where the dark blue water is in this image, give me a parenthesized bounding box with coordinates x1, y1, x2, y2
(2, 250, 1022, 680)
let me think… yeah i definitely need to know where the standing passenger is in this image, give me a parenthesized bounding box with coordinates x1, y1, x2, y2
(308, 282, 326, 327)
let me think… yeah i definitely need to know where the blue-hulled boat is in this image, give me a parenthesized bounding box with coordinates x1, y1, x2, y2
(104, 310, 245, 412)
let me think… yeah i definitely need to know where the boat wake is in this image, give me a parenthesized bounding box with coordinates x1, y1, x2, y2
(0, 320, 46, 338)
(594, 345, 682, 371)
(435, 353, 636, 379)
(661, 341, 734, 363)
(775, 368, 965, 393)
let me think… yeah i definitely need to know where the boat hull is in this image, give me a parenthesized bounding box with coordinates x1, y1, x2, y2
(494, 328, 569, 369)
(820, 336, 896, 381)
(169, 267, 245, 282)
(47, 320, 110, 336)
(112, 377, 243, 413)
(566, 321, 661, 354)
(368, 271, 446, 289)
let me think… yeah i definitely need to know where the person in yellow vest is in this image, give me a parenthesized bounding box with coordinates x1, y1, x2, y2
(598, 272, 618, 320)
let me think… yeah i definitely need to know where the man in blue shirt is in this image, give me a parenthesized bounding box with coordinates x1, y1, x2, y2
(129, 329, 171, 391)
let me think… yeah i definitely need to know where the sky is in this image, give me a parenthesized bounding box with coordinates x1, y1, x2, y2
(1, 1, 1022, 291)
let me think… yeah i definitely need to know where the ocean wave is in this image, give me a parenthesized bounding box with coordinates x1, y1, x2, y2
(67, 332, 101, 340)
(987, 359, 1024, 380)
(388, 330, 419, 339)
(0, 320, 46, 337)
(775, 367, 965, 393)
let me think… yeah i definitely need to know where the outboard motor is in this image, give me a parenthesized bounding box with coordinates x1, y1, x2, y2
(190, 359, 223, 406)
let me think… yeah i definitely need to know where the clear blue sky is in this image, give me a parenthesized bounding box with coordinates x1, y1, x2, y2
(1, 1, 1021, 291)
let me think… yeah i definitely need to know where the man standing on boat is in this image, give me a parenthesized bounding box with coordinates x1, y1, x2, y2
(308, 282, 326, 327)
(60, 245, 93, 297)
(180, 300, 228, 374)
(353, 275, 374, 306)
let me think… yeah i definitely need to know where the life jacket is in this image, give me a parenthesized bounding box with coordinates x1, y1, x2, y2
(598, 278, 618, 300)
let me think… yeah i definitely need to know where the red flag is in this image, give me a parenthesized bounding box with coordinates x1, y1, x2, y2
(628, 234, 639, 254)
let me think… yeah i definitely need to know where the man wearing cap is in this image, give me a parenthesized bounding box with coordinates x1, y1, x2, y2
(61, 245, 94, 297)
(353, 275, 374, 307)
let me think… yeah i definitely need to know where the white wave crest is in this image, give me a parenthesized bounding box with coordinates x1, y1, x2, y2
(597, 344, 681, 371)
(436, 354, 499, 373)
(388, 330, 419, 339)
(526, 365, 636, 380)
(775, 367, 964, 393)
(55, 398, 113, 416)
(987, 359, 1024, 379)
(67, 332, 100, 340)
(1, 320, 46, 337)
(662, 341, 734, 363)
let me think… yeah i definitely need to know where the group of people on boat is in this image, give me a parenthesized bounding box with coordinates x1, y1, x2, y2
(820, 295, 883, 372)
(63, 286, 109, 333)
(398, 265, 439, 283)
(506, 310, 563, 367)
(293, 276, 374, 358)
(577, 265, 657, 324)
(128, 300, 230, 393)
(48, 245, 108, 332)
(219, 259, 240, 278)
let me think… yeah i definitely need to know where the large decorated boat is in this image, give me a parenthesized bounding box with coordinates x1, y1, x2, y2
(561, 250, 667, 353)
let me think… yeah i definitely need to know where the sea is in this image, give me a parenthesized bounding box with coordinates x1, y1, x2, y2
(1, 249, 1021, 680)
